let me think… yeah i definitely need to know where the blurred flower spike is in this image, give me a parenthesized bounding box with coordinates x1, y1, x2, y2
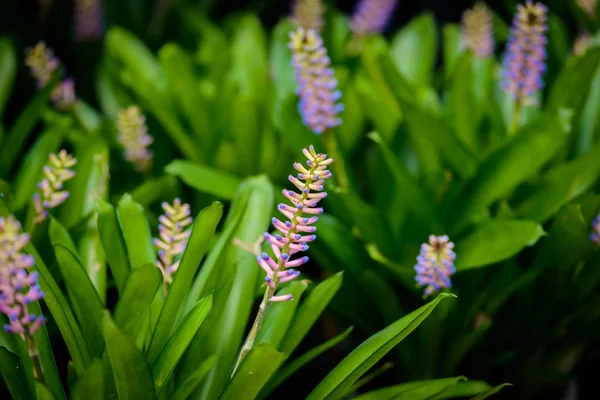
(74, 0, 104, 41)
(501, 1, 548, 105)
(259, 146, 332, 301)
(34, 150, 77, 224)
(117, 106, 154, 172)
(350, 0, 399, 36)
(461, 2, 495, 58)
(577, 0, 597, 20)
(0, 216, 45, 337)
(289, 27, 343, 134)
(25, 41, 77, 110)
(291, 0, 325, 31)
(590, 214, 600, 246)
(415, 235, 457, 297)
(153, 199, 193, 292)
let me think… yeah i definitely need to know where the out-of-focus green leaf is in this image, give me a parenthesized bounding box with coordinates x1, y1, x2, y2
(0, 347, 32, 400)
(442, 24, 462, 81)
(513, 142, 600, 222)
(54, 244, 105, 357)
(434, 381, 493, 399)
(117, 194, 156, 269)
(270, 19, 296, 99)
(228, 93, 263, 175)
(256, 281, 309, 349)
(0, 81, 56, 176)
(0, 38, 17, 117)
(97, 200, 130, 293)
(229, 14, 268, 98)
(49, 217, 78, 255)
(103, 312, 156, 400)
(148, 202, 223, 361)
(130, 176, 178, 208)
(260, 326, 354, 399)
(307, 294, 454, 400)
(169, 355, 216, 400)
(152, 294, 213, 395)
(575, 61, 600, 155)
(390, 13, 437, 86)
(455, 220, 545, 270)
(353, 377, 467, 400)
(471, 383, 512, 399)
(11, 125, 68, 211)
(36, 381, 57, 400)
(547, 48, 600, 111)
(450, 115, 566, 231)
(221, 344, 286, 400)
(114, 264, 161, 346)
(278, 272, 344, 357)
(71, 360, 105, 400)
(448, 52, 478, 153)
(165, 160, 242, 200)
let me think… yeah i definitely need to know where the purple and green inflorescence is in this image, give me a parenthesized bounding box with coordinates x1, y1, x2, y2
(501, 1, 548, 105)
(153, 199, 193, 291)
(590, 214, 600, 246)
(0, 216, 45, 337)
(117, 106, 154, 173)
(350, 0, 399, 36)
(25, 42, 77, 110)
(291, 0, 325, 31)
(259, 146, 333, 301)
(34, 150, 77, 224)
(461, 2, 495, 58)
(414, 235, 457, 297)
(74, 0, 104, 41)
(289, 27, 343, 135)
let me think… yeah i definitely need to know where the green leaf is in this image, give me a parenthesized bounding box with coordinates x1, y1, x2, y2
(471, 383, 512, 400)
(454, 220, 545, 270)
(130, 176, 178, 208)
(114, 264, 161, 345)
(103, 312, 157, 400)
(54, 244, 105, 357)
(307, 294, 454, 400)
(97, 200, 131, 293)
(0, 81, 56, 176)
(169, 355, 215, 400)
(353, 377, 467, 400)
(36, 381, 57, 400)
(547, 48, 600, 111)
(165, 160, 242, 200)
(221, 344, 286, 400)
(513, 142, 600, 222)
(447, 52, 478, 153)
(148, 202, 223, 361)
(151, 294, 213, 395)
(10, 125, 68, 211)
(117, 194, 156, 269)
(279, 272, 343, 356)
(450, 115, 566, 231)
(71, 360, 105, 400)
(49, 217, 79, 255)
(0, 38, 17, 117)
(0, 347, 33, 400)
(390, 13, 437, 86)
(434, 381, 493, 399)
(260, 326, 354, 399)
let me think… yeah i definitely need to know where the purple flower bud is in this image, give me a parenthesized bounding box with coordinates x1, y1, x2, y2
(414, 235, 456, 297)
(350, 0, 399, 36)
(74, 0, 104, 41)
(461, 2, 495, 58)
(33, 150, 77, 224)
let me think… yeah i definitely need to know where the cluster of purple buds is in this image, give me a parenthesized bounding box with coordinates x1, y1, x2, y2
(258, 146, 333, 302)
(350, 0, 399, 36)
(33, 150, 77, 224)
(74, 0, 105, 41)
(0, 216, 45, 337)
(153, 199, 193, 290)
(590, 214, 600, 246)
(461, 2, 495, 58)
(291, 0, 325, 32)
(116, 106, 154, 172)
(414, 235, 457, 297)
(289, 28, 343, 134)
(25, 42, 77, 110)
(500, 1, 548, 105)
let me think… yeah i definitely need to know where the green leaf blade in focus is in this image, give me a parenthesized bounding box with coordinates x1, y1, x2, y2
(103, 312, 157, 400)
(471, 383, 512, 399)
(353, 377, 467, 400)
(70, 360, 105, 400)
(116, 193, 156, 270)
(307, 294, 454, 400)
(0, 347, 33, 400)
(97, 200, 131, 293)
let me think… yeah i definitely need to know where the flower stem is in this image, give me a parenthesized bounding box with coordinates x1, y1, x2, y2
(323, 130, 350, 189)
(26, 334, 44, 382)
(509, 98, 522, 135)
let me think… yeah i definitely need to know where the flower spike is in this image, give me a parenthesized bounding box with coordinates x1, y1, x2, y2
(350, 0, 399, 36)
(291, 0, 325, 31)
(289, 28, 343, 134)
(414, 235, 456, 297)
(117, 106, 154, 172)
(74, 0, 104, 41)
(461, 2, 495, 58)
(501, 1, 548, 105)
(33, 150, 77, 224)
(153, 199, 193, 292)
